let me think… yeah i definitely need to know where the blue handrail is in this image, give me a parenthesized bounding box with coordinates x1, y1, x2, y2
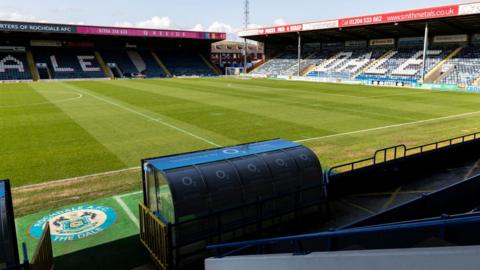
(208, 213, 480, 258)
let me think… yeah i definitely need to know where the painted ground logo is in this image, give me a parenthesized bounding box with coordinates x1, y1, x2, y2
(29, 205, 117, 242)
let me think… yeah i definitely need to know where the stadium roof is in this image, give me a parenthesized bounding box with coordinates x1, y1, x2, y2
(0, 20, 226, 41)
(239, 2, 480, 42)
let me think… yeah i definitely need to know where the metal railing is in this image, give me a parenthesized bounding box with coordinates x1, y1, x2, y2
(208, 212, 480, 258)
(328, 132, 480, 176)
(29, 223, 53, 270)
(139, 203, 170, 270)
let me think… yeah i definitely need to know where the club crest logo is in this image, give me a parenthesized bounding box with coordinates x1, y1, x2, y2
(29, 205, 117, 242)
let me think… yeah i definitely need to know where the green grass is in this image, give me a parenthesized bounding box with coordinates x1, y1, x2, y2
(2, 77, 480, 191)
(15, 192, 147, 269)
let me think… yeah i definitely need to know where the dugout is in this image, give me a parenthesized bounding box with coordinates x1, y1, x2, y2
(140, 139, 326, 269)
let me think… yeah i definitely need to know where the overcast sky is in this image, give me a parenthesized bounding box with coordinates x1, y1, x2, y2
(0, 0, 473, 39)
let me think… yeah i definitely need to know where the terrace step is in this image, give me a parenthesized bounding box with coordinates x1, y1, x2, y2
(426, 46, 463, 83)
(26, 49, 39, 81)
(95, 51, 114, 79)
(199, 53, 222, 75)
(352, 49, 395, 79)
(151, 51, 172, 77)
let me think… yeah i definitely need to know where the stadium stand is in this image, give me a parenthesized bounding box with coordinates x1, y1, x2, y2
(251, 45, 465, 86)
(158, 50, 216, 76)
(251, 50, 298, 76)
(439, 46, 480, 86)
(100, 50, 139, 78)
(32, 48, 106, 80)
(284, 50, 337, 76)
(357, 46, 455, 83)
(0, 52, 32, 81)
(307, 48, 388, 80)
(240, 2, 480, 88)
(138, 50, 166, 78)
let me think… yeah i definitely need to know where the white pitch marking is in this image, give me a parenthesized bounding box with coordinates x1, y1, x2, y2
(0, 92, 83, 108)
(357, 91, 432, 99)
(114, 195, 140, 228)
(223, 80, 433, 101)
(118, 190, 143, 198)
(13, 166, 139, 192)
(295, 110, 480, 143)
(64, 84, 221, 147)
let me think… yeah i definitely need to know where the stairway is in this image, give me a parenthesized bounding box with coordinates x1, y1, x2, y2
(199, 54, 221, 75)
(151, 51, 171, 77)
(95, 51, 113, 79)
(473, 74, 480, 86)
(424, 47, 463, 83)
(352, 49, 395, 79)
(26, 49, 39, 81)
(127, 50, 146, 73)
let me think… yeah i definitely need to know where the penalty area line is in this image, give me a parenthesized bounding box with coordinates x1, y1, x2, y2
(295, 110, 480, 143)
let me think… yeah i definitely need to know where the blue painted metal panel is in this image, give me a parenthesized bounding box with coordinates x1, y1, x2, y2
(148, 139, 300, 171)
(0, 181, 5, 198)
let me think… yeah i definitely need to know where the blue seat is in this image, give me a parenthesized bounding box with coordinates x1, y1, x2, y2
(158, 51, 216, 77)
(100, 50, 139, 77)
(0, 53, 32, 81)
(138, 51, 166, 78)
(33, 48, 106, 79)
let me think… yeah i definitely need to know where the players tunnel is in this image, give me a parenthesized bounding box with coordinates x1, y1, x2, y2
(140, 139, 326, 269)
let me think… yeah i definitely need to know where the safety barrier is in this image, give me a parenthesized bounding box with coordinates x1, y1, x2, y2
(29, 223, 53, 270)
(328, 132, 480, 176)
(139, 204, 170, 270)
(344, 172, 480, 228)
(208, 212, 480, 258)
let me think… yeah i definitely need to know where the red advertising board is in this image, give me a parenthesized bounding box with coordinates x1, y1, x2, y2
(76, 26, 225, 40)
(0, 20, 226, 40)
(239, 2, 475, 37)
(339, 5, 459, 28)
(254, 24, 303, 35)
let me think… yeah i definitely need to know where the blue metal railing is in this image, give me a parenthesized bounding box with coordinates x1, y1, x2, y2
(328, 132, 480, 176)
(208, 213, 480, 258)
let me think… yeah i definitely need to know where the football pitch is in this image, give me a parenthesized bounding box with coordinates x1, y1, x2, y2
(3, 77, 480, 214)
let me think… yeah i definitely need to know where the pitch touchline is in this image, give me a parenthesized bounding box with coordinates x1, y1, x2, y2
(12, 167, 140, 192)
(118, 190, 143, 198)
(114, 196, 140, 228)
(62, 83, 221, 147)
(295, 110, 480, 143)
